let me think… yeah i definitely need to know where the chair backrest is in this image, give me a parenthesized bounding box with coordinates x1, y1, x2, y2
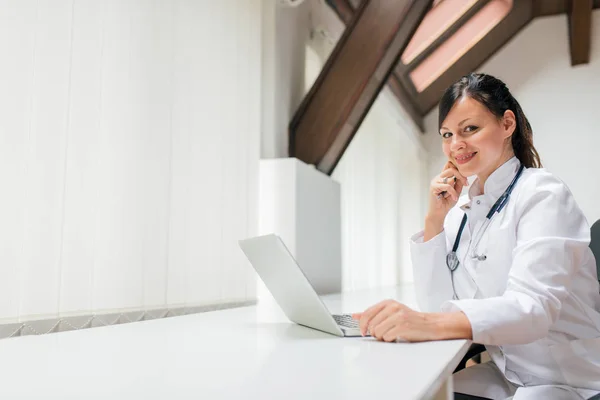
(591, 219, 600, 283)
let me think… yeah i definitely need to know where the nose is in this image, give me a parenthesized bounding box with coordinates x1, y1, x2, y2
(449, 134, 466, 153)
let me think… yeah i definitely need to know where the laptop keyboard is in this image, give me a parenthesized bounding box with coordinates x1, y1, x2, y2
(333, 314, 359, 329)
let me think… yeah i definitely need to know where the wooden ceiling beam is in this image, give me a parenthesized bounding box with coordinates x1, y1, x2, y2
(325, 0, 425, 132)
(534, 0, 600, 16)
(532, 0, 568, 16)
(568, 0, 593, 66)
(291, 0, 431, 175)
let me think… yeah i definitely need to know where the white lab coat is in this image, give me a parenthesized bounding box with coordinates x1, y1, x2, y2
(410, 157, 600, 398)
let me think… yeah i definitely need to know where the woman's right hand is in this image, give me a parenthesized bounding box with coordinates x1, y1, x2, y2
(425, 161, 468, 234)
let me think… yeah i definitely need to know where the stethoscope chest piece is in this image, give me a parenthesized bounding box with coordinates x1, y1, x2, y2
(446, 252, 459, 271)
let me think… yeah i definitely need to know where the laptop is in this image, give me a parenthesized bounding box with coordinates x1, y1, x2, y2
(238, 234, 362, 337)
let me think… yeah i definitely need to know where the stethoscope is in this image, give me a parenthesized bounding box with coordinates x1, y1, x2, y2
(446, 164, 525, 300)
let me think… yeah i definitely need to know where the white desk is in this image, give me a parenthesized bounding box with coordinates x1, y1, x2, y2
(0, 285, 470, 400)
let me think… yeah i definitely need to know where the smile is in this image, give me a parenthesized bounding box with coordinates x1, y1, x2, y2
(455, 152, 477, 165)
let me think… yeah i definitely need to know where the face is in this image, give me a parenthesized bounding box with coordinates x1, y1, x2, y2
(439, 96, 516, 180)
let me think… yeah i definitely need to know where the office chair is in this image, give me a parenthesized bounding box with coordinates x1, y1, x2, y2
(590, 219, 600, 284)
(454, 219, 600, 375)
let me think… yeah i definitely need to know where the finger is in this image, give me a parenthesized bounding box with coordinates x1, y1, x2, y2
(453, 177, 467, 194)
(351, 312, 362, 320)
(436, 192, 451, 201)
(437, 175, 467, 195)
(435, 190, 455, 202)
(440, 160, 467, 181)
(367, 306, 397, 339)
(370, 311, 398, 340)
(437, 174, 457, 186)
(383, 325, 408, 343)
(453, 169, 468, 187)
(454, 173, 468, 188)
(361, 302, 385, 319)
(446, 160, 462, 173)
(360, 300, 396, 336)
(439, 169, 457, 178)
(440, 168, 468, 187)
(444, 176, 466, 195)
(358, 302, 387, 336)
(433, 182, 457, 193)
(433, 183, 458, 200)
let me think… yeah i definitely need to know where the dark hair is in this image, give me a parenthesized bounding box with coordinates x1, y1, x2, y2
(438, 73, 541, 168)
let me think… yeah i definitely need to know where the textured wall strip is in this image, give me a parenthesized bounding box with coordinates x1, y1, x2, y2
(0, 299, 257, 340)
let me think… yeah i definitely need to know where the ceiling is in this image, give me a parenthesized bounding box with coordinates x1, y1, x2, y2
(290, 0, 597, 175)
(317, 0, 598, 131)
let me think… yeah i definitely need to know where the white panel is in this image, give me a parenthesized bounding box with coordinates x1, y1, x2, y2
(244, 0, 262, 301)
(59, 0, 104, 315)
(257, 158, 341, 296)
(188, 0, 223, 305)
(167, 0, 196, 306)
(144, 1, 175, 306)
(257, 159, 297, 302)
(19, 0, 73, 317)
(296, 160, 342, 295)
(125, 0, 150, 309)
(220, 0, 242, 302)
(130, 0, 173, 308)
(0, 0, 38, 321)
(93, 0, 143, 311)
(145, 0, 173, 308)
(221, 0, 251, 302)
(0, 0, 262, 320)
(258, 159, 297, 246)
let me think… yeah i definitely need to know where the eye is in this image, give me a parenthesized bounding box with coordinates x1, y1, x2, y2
(464, 125, 479, 133)
(441, 131, 452, 139)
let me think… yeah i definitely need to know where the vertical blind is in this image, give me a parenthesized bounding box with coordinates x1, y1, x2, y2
(0, 0, 261, 323)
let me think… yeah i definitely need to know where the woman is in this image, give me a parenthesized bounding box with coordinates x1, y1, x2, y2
(352, 73, 600, 399)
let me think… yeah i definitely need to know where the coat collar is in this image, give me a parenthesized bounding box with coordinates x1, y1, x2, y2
(459, 156, 522, 209)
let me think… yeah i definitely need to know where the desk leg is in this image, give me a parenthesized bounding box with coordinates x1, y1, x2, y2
(431, 376, 453, 400)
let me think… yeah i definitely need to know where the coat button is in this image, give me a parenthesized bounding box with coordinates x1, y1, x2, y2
(476, 200, 481, 205)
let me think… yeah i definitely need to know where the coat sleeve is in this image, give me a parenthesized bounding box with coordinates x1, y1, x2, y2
(440, 172, 591, 345)
(410, 228, 455, 313)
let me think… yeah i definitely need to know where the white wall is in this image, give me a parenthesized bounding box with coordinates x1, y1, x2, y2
(0, 0, 261, 323)
(424, 11, 600, 224)
(304, 2, 429, 289)
(331, 89, 429, 289)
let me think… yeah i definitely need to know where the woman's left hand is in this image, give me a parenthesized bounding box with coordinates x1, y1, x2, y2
(351, 300, 433, 342)
(352, 300, 472, 342)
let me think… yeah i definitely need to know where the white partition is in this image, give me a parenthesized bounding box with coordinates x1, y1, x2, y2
(258, 158, 342, 295)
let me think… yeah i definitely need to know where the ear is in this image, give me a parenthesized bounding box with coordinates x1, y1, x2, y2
(502, 110, 517, 139)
